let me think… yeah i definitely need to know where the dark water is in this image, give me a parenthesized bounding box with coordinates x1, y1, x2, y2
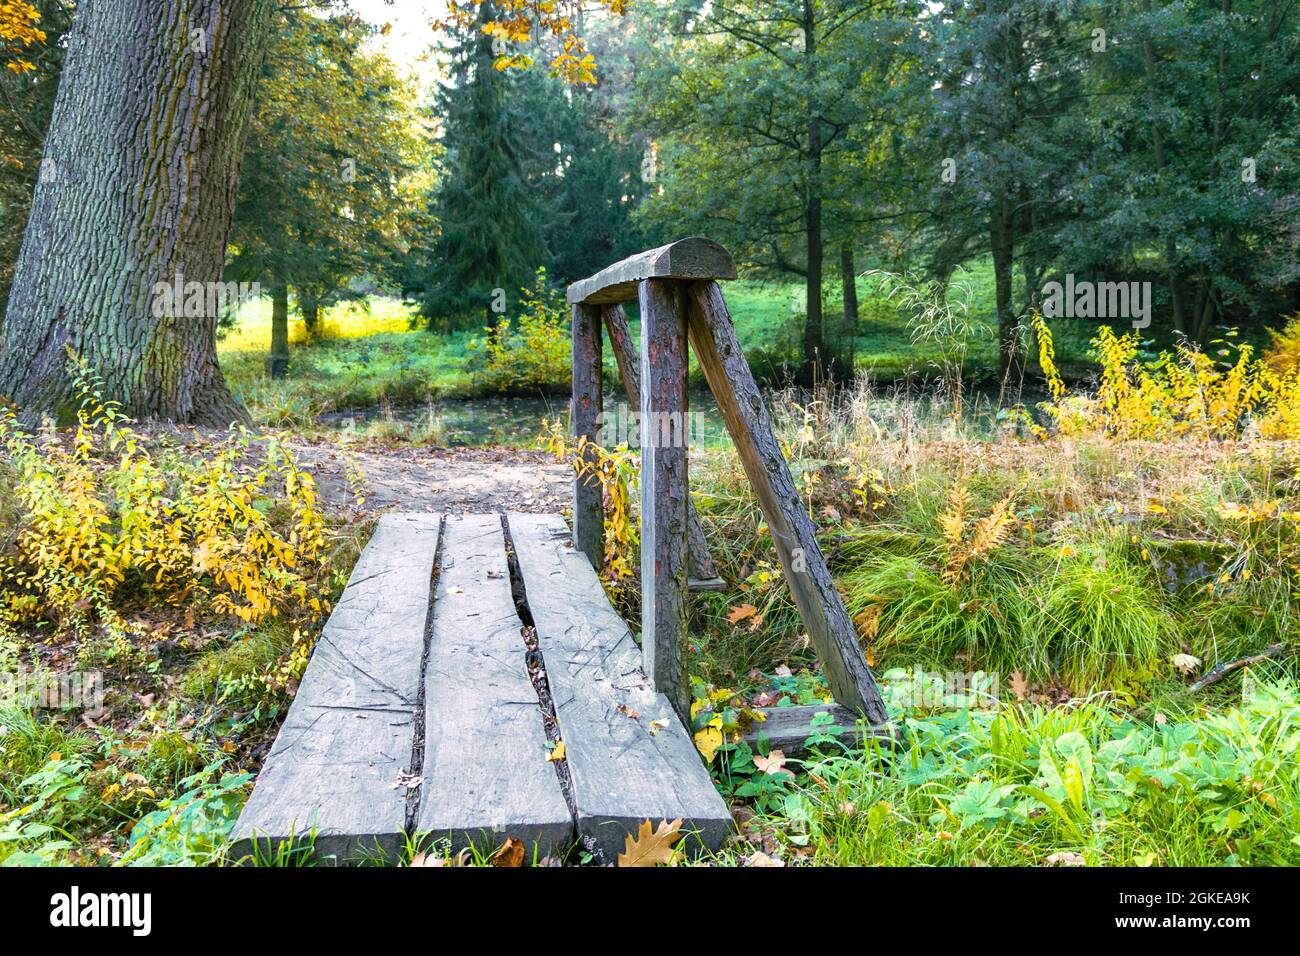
(318, 390, 730, 448)
(317, 382, 1040, 448)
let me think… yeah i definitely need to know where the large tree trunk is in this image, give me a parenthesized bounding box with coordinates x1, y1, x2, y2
(0, 0, 274, 425)
(269, 281, 289, 378)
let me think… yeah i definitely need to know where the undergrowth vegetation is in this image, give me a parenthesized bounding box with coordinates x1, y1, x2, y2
(0, 367, 363, 865)
(711, 669, 1300, 866)
(540, 314, 1299, 866)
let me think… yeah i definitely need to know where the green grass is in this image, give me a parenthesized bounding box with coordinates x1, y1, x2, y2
(215, 264, 1097, 428)
(219, 297, 481, 423)
(709, 672, 1300, 866)
(178, 624, 295, 709)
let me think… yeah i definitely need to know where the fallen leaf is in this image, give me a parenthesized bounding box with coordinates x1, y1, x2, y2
(448, 586, 465, 594)
(744, 850, 784, 867)
(1045, 851, 1085, 866)
(1170, 652, 1201, 674)
(753, 749, 794, 778)
(1009, 671, 1029, 701)
(492, 837, 526, 868)
(548, 740, 566, 762)
(648, 718, 670, 734)
(617, 819, 683, 867)
(727, 603, 759, 626)
(854, 604, 882, 641)
(617, 704, 641, 720)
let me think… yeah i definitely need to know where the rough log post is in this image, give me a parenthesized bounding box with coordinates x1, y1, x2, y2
(686, 280, 889, 723)
(567, 237, 737, 306)
(601, 303, 721, 587)
(639, 280, 690, 717)
(571, 302, 604, 568)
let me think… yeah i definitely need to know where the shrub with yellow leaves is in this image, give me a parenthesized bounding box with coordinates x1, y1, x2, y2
(1034, 318, 1300, 441)
(0, 363, 329, 649)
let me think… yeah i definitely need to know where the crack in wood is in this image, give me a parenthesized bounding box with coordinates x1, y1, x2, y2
(499, 514, 584, 859)
(403, 517, 446, 836)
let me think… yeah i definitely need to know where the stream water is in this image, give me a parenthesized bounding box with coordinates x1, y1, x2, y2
(316, 383, 1034, 448)
(317, 390, 731, 448)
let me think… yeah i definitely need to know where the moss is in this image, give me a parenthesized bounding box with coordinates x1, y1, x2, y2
(179, 626, 292, 708)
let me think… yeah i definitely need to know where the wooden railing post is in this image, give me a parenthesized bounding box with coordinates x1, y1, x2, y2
(601, 303, 722, 588)
(566, 238, 889, 730)
(638, 279, 690, 717)
(686, 280, 889, 724)
(571, 301, 603, 569)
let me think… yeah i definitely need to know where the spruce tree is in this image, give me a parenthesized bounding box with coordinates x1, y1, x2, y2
(405, 2, 547, 330)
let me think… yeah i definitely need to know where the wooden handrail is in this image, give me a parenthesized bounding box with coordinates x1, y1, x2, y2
(566, 237, 736, 305)
(568, 238, 891, 726)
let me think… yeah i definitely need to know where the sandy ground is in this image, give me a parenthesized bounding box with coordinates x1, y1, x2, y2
(284, 439, 571, 516)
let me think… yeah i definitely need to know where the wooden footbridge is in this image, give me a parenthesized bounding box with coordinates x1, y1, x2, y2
(232, 239, 894, 863)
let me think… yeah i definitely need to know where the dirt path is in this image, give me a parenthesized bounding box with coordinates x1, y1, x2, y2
(285, 440, 572, 515)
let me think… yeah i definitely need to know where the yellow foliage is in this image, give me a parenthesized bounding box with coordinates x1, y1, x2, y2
(468, 268, 570, 393)
(0, 362, 329, 643)
(539, 417, 639, 593)
(938, 483, 1018, 583)
(0, 0, 44, 74)
(438, 0, 627, 86)
(1034, 319, 1300, 441)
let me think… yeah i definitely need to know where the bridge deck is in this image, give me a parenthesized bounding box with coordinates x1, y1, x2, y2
(231, 512, 731, 864)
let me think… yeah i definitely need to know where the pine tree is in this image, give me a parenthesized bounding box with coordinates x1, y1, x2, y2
(405, 2, 547, 330)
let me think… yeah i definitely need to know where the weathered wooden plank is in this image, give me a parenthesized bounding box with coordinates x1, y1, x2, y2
(416, 514, 574, 856)
(686, 281, 891, 725)
(230, 513, 441, 862)
(506, 512, 732, 858)
(639, 280, 691, 717)
(571, 301, 604, 569)
(601, 302, 721, 586)
(567, 237, 737, 305)
(743, 705, 898, 758)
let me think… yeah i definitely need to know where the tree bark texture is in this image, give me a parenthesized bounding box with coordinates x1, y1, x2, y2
(0, 0, 274, 425)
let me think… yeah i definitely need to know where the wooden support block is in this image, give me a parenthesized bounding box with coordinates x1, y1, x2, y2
(743, 705, 899, 758)
(230, 513, 441, 863)
(686, 281, 890, 725)
(638, 279, 691, 718)
(602, 302, 720, 583)
(571, 301, 604, 570)
(507, 513, 732, 859)
(416, 515, 574, 857)
(567, 236, 737, 306)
